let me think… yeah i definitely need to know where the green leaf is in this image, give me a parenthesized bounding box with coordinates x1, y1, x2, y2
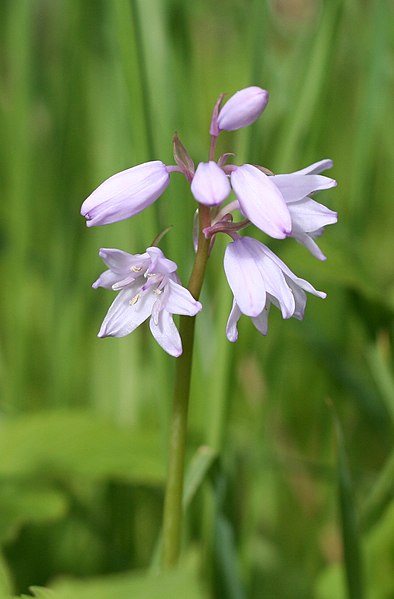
(315, 500, 394, 599)
(0, 551, 13, 598)
(11, 554, 206, 599)
(361, 449, 394, 530)
(19, 589, 56, 599)
(334, 411, 366, 599)
(314, 563, 346, 599)
(366, 339, 394, 425)
(183, 446, 217, 509)
(214, 514, 247, 599)
(366, 500, 394, 599)
(0, 483, 67, 543)
(0, 410, 164, 485)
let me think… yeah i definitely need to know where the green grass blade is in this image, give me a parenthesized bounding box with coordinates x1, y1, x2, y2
(334, 412, 365, 599)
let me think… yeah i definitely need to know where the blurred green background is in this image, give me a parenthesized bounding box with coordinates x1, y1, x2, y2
(1, 0, 393, 597)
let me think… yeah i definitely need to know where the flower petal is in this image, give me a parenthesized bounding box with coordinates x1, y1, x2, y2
(285, 273, 326, 300)
(92, 269, 122, 289)
(98, 248, 149, 274)
(230, 165, 291, 239)
(81, 161, 170, 227)
(146, 247, 178, 275)
(241, 237, 295, 318)
(284, 280, 307, 319)
(191, 161, 231, 206)
(217, 86, 269, 131)
(98, 286, 155, 338)
(224, 238, 266, 317)
(164, 279, 202, 316)
(292, 159, 333, 175)
(149, 310, 182, 357)
(226, 300, 242, 342)
(292, 231, 327, 261)
(271, 173, 337, 203)
(262, 244, 326, 299)
(251, 305, 270, 336)
(288, 197, 338, 232)
(112, 273, 140, 291)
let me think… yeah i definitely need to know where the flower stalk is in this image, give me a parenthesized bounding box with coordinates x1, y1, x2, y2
(161, 205, 211, 569)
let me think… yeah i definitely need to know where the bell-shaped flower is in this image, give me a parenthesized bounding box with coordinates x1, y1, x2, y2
(81, 161, 170, 227)
(191, 161, 231, 206)
(270, 159, 337, 259)
(216, 86, 269, 132)
(230, 164, 292, 239)
(223, 236, 326, 341)
(94, 246, 202, 357)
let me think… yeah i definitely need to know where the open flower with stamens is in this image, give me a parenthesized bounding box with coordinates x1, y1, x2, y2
(223, 236, 326, 341)
(94, 247, 202, 356)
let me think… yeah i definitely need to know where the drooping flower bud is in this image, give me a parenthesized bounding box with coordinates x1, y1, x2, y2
(190, 161, 231, 206)
(81, 161, 170, 227)
(217, 86, 269, 132)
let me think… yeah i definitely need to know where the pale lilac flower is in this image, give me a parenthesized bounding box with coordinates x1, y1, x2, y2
(270, 160, 337, 259)
(223, 236, 326, 341)
(215, 86, 269, 132)
(94, 246, 202, 357)
(81, 161, 170, 227)
(190, 161, 231, 206)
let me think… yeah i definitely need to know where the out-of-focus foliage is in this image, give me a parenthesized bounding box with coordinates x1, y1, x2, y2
(0, 0, 393, 597)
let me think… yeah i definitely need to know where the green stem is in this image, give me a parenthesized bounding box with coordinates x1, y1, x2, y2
(161, 205, 211, 569)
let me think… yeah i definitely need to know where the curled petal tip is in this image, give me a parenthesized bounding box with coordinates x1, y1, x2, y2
(327, 178, 337, 188)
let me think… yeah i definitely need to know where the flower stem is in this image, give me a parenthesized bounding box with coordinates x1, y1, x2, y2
(161, 205, 211, 569)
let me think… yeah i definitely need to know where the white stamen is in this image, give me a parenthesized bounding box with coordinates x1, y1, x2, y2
(131, 265, 142, 272)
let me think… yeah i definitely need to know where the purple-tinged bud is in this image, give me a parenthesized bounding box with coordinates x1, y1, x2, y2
(217, 86, 269, 132)
(191, 161, 231, 206)
(81, 161, 170, 227)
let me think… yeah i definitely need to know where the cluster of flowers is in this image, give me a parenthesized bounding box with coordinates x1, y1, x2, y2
(81, 86, 337, 356)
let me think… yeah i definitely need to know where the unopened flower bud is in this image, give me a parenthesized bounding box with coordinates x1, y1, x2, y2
(81, 161, 170, 227)
(191, 161, 231, 206)
(217, 86, 269, 132)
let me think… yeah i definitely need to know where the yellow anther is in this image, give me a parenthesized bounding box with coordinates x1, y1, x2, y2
(129, 293, 140, 305)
